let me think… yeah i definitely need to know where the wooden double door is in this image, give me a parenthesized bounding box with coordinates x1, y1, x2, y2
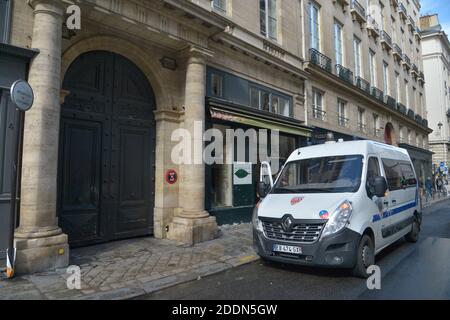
(58, 51, 156, 247)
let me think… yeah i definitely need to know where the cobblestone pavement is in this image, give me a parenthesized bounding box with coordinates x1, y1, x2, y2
(0, 224, 258, 300)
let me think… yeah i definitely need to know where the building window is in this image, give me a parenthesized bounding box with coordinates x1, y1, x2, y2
(212, 0, 226, 13)
(260, 0, 277, 40)
(369, 50, 376, 87)
(312, 89, 325, 120)
(309, 1, 321, 50)
(357, 107, 366, 132)
(399, 125, 404, 142)
(249, 86, 291, 117)
(337, 99, 347, 127)
(334, 20, 344, 66)
(407, 129, 412, 144)
(353, 37, 362, 78)
(405, 80, 410, 108)
(211, 73, 223, 97)
(412, 87, 416, 111)
(373, 114, 380, 136)
(395, 72, 401, 101)
(0, 0, 12, 43)
(382, 62, 389, 95)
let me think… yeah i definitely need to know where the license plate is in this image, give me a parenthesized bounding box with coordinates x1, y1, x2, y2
(273, 244, 303, 254)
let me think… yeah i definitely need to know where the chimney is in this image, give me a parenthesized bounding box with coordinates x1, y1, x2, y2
(420, 14, 440, 30)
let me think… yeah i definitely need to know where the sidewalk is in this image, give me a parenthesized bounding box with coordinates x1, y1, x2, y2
(0, 224, 258, 300)
(422, 193, 450, 208)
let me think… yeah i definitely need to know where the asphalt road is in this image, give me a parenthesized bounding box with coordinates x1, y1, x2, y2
(138, 199, 450, 300)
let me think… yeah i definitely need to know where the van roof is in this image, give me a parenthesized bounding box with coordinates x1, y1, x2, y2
(287, 140, 411, 162)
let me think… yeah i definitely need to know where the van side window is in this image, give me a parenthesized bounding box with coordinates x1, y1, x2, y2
(366, 157, 381, 196)
(382, 159, 416, 190)
(399, 162, 417, 187)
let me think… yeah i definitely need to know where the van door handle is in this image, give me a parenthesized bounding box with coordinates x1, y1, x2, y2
(384, 201, 389, 206)
(392, 199, 397, 204)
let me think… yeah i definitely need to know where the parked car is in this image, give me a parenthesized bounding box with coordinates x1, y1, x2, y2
(253, 140, 421, 278)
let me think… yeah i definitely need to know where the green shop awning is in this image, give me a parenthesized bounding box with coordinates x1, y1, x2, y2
(209, 107, 311, 138)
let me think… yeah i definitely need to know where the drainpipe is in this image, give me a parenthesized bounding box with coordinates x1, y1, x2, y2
(300, 0, 308, 126)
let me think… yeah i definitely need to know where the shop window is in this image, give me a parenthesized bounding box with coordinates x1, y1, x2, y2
(249, 86, 292, 117)
(211, 73, 223, 97)
(261, 90, 271, 112)
(250, 87, 259, 109)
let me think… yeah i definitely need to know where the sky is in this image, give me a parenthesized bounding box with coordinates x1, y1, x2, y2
(420, 0, 450, 35)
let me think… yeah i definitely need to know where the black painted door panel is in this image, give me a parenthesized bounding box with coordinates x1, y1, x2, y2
(58, 51, 155, 247)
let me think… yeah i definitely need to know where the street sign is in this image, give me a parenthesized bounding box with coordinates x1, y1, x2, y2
(10, 80, 34, 111)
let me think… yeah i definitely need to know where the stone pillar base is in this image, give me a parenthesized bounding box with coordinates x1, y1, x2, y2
(167, 215, 218, 245)
(14, 233, 69, 275)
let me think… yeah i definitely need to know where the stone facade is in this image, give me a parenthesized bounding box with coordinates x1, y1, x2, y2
(420, 14, 450, 172)
(5, 0, 431, 274)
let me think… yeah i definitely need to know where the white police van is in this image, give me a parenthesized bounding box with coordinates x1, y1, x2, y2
(253, 140, 422, 278)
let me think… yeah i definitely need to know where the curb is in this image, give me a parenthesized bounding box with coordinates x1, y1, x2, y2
(81, 253, 260, 300)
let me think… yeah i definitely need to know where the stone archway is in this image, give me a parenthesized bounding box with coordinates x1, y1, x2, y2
(384, 122, 396, 145)
(61, 35, 171, 110)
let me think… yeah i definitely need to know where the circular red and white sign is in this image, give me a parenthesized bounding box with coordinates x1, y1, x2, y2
(166, 169, 178, 185)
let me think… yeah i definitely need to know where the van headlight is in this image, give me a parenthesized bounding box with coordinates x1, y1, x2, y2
(321, 200, 353, 238)
(252, 204, 264, 233)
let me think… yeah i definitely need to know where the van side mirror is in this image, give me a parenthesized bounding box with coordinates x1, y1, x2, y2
(257, 181, 270, 198)
(373, 176, 388, 198)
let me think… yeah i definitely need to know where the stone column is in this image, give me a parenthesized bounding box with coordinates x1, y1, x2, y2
(14, 0, 68, 274)
(167, 47, 218, 244)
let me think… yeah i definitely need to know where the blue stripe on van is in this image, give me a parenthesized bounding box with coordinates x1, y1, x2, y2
(372, 200, 417, 223)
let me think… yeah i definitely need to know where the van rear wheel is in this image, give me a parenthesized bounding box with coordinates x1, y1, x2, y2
(405, 218, 420, 243)
(352, 235, 375, 278)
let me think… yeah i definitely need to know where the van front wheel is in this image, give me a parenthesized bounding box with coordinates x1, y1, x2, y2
(352, 235, 375, 278)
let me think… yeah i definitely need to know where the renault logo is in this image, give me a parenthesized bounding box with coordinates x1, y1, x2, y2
(282, 215, 294, 232)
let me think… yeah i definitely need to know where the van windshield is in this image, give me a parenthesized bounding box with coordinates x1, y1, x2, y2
(273, 155, 364, 194)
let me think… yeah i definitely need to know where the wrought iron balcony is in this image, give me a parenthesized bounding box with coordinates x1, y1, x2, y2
(357, 122, 367, 133)
(419, 71, 425, 81)
(350, 0, 366, 24)
(407, 109, 415, 119)
(393, 43, 403, 61)
(312, 107, 327, 121)
(411, 64, 419, 76)
(415, 26, 422, 37)
(402, 54, 411, 69)
(336, 64, 354, 85)
(380, 31, 393, 51)
(408, 15, 416, 31)
(373, 128, 382, 137)
(366, 15, 380, 38)
(371, 86, 384, 102)
(390, 0, 399, 7)
(338, 115, 350, 127)
(309, 48, 332, 73)
(385, 95, 397, 109)
(333, 0, 350, 9)
(355, 76, 371, 94)
(398, 2, 407, 20)
(397, 102, 407, 114)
